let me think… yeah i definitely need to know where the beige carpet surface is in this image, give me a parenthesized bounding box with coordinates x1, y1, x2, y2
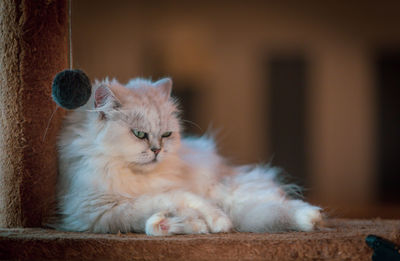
(1, 219, 399, 260)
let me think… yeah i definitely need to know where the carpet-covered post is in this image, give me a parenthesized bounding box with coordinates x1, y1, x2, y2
(0, 0, 67, 227)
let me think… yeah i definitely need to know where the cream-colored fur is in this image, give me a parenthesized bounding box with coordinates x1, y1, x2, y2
(55, 78, 321, 235)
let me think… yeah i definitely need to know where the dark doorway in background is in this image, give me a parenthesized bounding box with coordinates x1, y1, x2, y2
(375, 51, 400, 203)
(267, 54, 309, 186)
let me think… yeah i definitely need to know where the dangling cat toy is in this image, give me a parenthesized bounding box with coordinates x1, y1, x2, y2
(52, 69, 92, 110)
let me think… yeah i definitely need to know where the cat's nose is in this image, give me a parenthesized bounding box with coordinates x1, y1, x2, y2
(151, 147, 161, 156)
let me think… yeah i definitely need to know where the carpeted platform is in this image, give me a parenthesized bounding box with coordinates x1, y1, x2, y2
(1, 219, 399, 260)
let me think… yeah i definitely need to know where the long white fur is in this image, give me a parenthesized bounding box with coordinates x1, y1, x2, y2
(55, 78, 321, 235)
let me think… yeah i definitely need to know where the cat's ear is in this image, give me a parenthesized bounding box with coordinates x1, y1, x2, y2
(95, 84, 116, 108)
(94, 84, 121, 119)
(154, 78, 172, 99)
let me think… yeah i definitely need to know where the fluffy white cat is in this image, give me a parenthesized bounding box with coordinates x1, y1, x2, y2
(55, 77, 322, 235)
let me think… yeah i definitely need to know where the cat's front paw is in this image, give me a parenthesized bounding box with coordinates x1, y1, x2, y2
(293, 205, 322, 231)
(145, 211, 175, 236)
(205, 212, 233, 233)
(145, 211, 209, 236)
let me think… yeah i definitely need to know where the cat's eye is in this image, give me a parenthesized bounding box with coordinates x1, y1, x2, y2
(161, 131, 172, 138)
(132, 129, 147, 139)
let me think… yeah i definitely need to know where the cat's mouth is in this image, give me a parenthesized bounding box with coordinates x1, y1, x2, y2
(141, 158, 158, 165)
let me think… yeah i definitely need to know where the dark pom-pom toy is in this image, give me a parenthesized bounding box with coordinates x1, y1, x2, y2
(52, 69, 92, 110)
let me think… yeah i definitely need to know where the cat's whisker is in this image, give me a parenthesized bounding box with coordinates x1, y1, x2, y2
(181, 119, 203, 132)
(42, 106, 59, 142)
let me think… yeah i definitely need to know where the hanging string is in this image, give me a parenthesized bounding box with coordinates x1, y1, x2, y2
(68, 0, 73, 69)
(43, 0, 72, 141)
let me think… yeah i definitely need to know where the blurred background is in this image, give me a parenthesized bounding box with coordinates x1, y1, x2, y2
(72, 0, 400, 218)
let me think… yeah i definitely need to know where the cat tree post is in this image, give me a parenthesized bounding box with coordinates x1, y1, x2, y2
(0, 0, 68, 227)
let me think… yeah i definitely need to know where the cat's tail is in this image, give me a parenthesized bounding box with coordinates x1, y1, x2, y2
(219, 165, 322, 233)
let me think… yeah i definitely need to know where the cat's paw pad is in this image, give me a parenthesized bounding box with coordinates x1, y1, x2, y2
(145, 211, 209, 236)
(207, 214, 233, 233)
(294, 205, 322, 231)
(145, 211, 184, 236)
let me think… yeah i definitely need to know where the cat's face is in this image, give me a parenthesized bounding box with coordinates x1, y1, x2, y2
(93, 78, 181, 172)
